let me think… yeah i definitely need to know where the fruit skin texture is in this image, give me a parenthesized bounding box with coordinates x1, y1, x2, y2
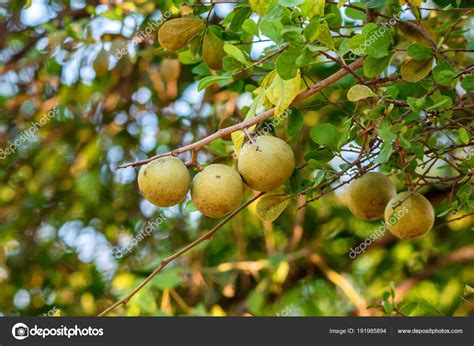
(237, 136, 295, 192)
(346, 172, 397, 221)
(191, 164, 244, 218)
(384, 191, 435, 239)
(138, 157, 190, 207)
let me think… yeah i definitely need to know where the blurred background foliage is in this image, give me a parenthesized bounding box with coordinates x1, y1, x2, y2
(0, 0, 473, 317)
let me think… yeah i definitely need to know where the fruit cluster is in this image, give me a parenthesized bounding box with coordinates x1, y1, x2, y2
(346, 172, 435, 239)
(138, 135, 295, 218)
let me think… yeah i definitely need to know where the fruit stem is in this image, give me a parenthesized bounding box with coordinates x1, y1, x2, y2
(243, 127, 255, 144)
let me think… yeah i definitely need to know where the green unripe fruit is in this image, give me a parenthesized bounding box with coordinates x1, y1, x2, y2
(138, 157, 190, 207)
(191, 164, 244, 218)
(346, 172, 397, 221)
(384, 191, 435, 239)
(237, 136, 295, 192)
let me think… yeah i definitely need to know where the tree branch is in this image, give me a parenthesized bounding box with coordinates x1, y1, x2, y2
(117, 58, 365, 169)
(98, 192, 264, 316)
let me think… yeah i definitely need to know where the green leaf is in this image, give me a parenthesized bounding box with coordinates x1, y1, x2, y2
(202, 29, 226, 70)
(428, 90, 452, 112)
(287, 108, 304, 137)
(304, 20, 320, 42)
(158, 18, 204, 52)
(407, 96, 426, 112)
(363, 54, 393, 78)
(260, 19, 283, 43)
(223, 56, 242, 72)
(400, 58, 434, 83)
(382, 300, 393, 314)
(24, 0, 33, 9)
(433, 59, 456, 86)
(281, 28, 305, 44)
(256, 193, 292, 221)
(364, 25, 393, 58)
(242, 19, 259, 36)
(296, 47, 313, 67)
(223, 44, 249, 66)
(399, 135, 411, 149)
(337, 120, 352, 149)
(312, 170, 326, 187)
(407, 43, 434, 60)
(178, 50, 200, 65)
(433, 68, 457, 86)
(265, 73, 301, 116)
(459, 128, 470, 145)
(230, 7, 251, 32)
(315, 21, 335, 50)
(347, 84, 376, 101)
(378, 122, 396, 143)
(461, 74, 474, 90)
(276, 48, 301, 80)
(304, 148, 334, 162)
(346, 2, 366, 20)
(310, 123, 341, 151)
(348, 34, 367, 56)
(197, 75, 230, 91)
(374, 142, 393, 164)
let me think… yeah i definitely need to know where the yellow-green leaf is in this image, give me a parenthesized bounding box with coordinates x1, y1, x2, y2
(347, 84, 376, 102)
(265, 72, 301, 116)
(233, 71, 279, 156)
(256, 193, 292, 221)
(158, 18, 204, 52)
(301, 0, 325, 18)
(464, 284, 474, 296)
(400, 58, 434, 83)
(337, 0, 347, 9)
(249, 0, 269, 15)
(316, 21, 334, 50)
(202, 30, 226, 70)
(400, 0, 422, 6)
(231, 90, 266, 156)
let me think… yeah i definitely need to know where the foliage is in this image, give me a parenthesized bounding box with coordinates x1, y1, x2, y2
(0, 0, 473, 317)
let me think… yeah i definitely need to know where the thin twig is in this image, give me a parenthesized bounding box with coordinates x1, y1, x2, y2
(98, 192, 264, 316)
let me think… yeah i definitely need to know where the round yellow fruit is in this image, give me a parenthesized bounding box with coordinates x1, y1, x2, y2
(237, 136, 295, 192)
(138, 157, 190, 207)
(384, 191, 435, 239)
(346, 172, 396, 221)
(191, 164, 244, 218)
